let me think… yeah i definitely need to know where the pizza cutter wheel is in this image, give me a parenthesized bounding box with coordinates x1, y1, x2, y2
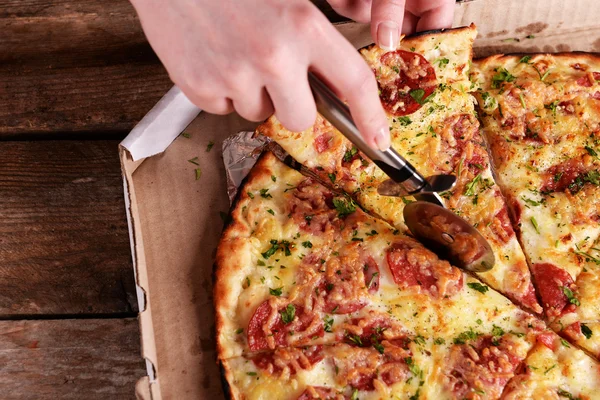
(308, 72, 495, 272)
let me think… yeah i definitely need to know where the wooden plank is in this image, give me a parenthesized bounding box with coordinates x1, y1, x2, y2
(0, 140, 137, 316)
(0, 318, 145, 399)
(0, 0, 343, 138)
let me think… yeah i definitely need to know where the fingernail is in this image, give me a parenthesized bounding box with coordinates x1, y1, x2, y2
(374, 127, 391, 151)
(377, 21, 399, 51)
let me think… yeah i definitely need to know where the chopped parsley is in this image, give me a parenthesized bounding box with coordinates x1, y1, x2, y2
(582, 323, 593, 339)
(530, 217, 540, 234)
(280, 304, 295, 324)
(347, 334, 363, 346)
(246, 372, 257, 376)
(585, 145, 599, 159)
(195, 168, 202, 180)
(365, 230, 378, 236)
(434, 337, 446, 345)
(206, 141, 215, 152)
(409, 88, 433, 105)
(519, 55, 532, 64)
(519, 92, 527, 109)
(435, 58, 449, 68)
(522, 196, 543, 207)
(328, 173, 336, 183)
(492, 325, 505, 337)
(247, 191, 255, 199)
(367, 272, 379, 289)
(188, 156, 200, 165)
(397, 116, 412, 126)
(557, 389, 579, 400)
(545, 100, 559, 116)
(544, 364, 557, 375)
(560, 338, 571, 348)
(491, 67, 516, 89)
(481, 92, 497, 109)
(343, 146, 358, 162)
(235, 328, 244, 334)
(454, 328, 481, 345)
(301, 241, 312, 248)
(259, 188, 272, 198)
(269, 287, 283, 297)
(332, 198, 357, 217)
(351, 389, 359, 400)
(271, 175, 276, 182)
(324, 315, 334, 332)
(464, 174, 482, 196)
(266, 208, 275, 215)
(467, 282, 489, 294)
(561, 286, 580, 306)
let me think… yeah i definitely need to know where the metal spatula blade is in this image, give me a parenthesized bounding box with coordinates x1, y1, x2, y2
(403, 201, 495, 272)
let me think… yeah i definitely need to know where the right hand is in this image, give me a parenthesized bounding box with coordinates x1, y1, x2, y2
(130, 0, 391, 150)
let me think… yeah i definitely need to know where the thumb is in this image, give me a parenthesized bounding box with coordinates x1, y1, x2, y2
(371, 0, 407, 51)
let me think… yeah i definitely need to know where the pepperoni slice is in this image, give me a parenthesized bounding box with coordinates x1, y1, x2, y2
(490, 207, 515, 244)
(247, 301, 323, 352)
(342, 316, 392, 348)
(379, 51, 437, 116)
(297, 386, 346, 400)
(536, 331, 556, 350)
(531, 263, 576, 318)
(445, 336, 522, 399)
(541, 157, 589, 194)
(386, 242, 463, 297)
(252, 345, 324, 375)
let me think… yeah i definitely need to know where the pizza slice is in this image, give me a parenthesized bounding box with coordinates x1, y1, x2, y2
(501, 330, 600, 399)
(471, 54, 600, 336)
(258, 25, 541, 314)
(215, 152, 549, 399)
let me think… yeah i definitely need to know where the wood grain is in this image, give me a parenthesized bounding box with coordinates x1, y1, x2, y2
(0, 140, 137, 316)
(0, 0, 343, 138)
(0, 318, 145, 399)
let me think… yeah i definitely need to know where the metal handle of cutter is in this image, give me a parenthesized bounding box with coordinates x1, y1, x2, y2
(308, 72, 427, 194)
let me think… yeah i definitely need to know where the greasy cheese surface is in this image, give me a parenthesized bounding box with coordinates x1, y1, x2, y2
(472, 54, 600, 356)
(217, 153, 546, 399)
(259, 25, 540, 314)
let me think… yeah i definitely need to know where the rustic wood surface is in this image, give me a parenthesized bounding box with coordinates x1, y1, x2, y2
(0, 318, 145, 399)
(0, 140, 137, 317)
(0, 0, 342, 398)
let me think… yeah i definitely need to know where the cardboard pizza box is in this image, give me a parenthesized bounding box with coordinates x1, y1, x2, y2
(120, 1, 600, 398)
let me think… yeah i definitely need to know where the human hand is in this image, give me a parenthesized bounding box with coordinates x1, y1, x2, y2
(327, 0, 455, 50)
(131, 0, 391, 150)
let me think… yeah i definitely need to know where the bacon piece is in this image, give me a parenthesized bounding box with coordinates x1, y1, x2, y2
(444, 336, 522, 399)
(247, 300, 324, 352)
(288, 179, 338, 235)
(531, 263, 577, 318)
(314, 133, 332, 153)
(576, 72, 600, 87)
(378, 51, 437, 116)
(386, 242, 464, 297)
(297, 386, 347, 400)
(252, 345, 323, 377)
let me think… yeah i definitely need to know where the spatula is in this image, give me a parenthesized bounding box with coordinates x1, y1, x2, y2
(308, 72, 494, 272)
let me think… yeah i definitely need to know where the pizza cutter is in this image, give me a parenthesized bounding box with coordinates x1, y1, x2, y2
(308, 72, 494, 272)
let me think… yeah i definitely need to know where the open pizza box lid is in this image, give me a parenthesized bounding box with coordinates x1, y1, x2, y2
(119, 1, 600, 398)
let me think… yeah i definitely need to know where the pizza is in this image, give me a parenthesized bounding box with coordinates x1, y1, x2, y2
(214, 26, 600, 399)
(216, 152, 545, 399)
(259, 25, 542, 314)
(470, 54, 600, 357)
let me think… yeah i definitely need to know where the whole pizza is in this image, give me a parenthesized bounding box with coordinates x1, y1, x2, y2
(214, 25, 600, 399)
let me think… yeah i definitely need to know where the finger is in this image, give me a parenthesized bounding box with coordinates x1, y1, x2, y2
(180, 85, 234, 115)
(370, 0, 406, 51)
(232, 87, 275, 122)
(312, 25, 390, 150)
(401, 12, 418, 34)
(327, 0, 372, 23)
(267, 72, 317, 132)
(415, 0, 455, 31)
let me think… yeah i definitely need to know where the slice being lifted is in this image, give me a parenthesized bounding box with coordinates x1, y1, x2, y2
(216, 153, 559, 399)
(471, 54, 600, 355)
(259, 25, 542, 314)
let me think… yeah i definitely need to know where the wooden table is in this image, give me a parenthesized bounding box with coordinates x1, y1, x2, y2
(0, 1, 342, 398)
